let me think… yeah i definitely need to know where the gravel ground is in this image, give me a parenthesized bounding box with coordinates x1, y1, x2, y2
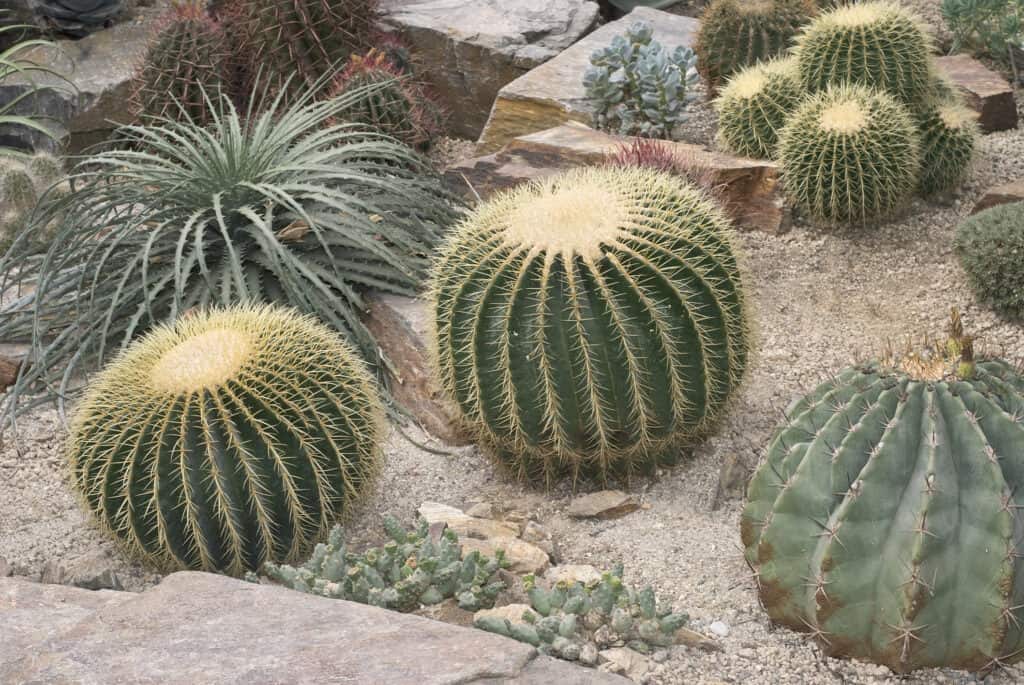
(4, 3, 1024, 682)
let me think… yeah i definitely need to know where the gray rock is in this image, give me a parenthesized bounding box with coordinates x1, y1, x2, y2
(598, 647, 651, 681)
(935, 54, 1018, 133)
(972, 179, 1024, 215)
(62, 550, 124, 590)
(709, 620, 730, 638)
(0, 557, 10, 578)
(567, 490, 640, 520)
(0, 572, 629, 683)
(379, 0, 600, 138)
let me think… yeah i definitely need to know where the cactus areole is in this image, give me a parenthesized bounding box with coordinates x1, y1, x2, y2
(742, 314, 1024, 672)
(430, 166, 750, 484)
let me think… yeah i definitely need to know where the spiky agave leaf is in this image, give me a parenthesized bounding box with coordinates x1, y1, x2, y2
(0, 79, 463, 423)
(69, 304, 385, 574)
(429, 166, 751, 485)
(0, 20, 69, 152)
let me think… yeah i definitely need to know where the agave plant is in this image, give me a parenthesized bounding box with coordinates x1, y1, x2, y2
(0, 79, 462, 419)
(0, 20, 66, 152)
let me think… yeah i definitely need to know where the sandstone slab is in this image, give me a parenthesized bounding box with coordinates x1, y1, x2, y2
(478, 8, 700, 152)
(462, 536, 552, 575)
(936, 54, 1018, 133)
(568, 490, 640, 519)
(447, 121, 789, 234)
(972, 179, 1024, 214)
(380, 0, 600, 139)
(0, 572, 628, 684)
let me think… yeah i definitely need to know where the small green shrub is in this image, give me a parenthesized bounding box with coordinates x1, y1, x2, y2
(715, 57, 802, 159)
(263, 517, 507, 611)
(778, 84, 920, 223)
(695, 0, 816, 92)
(69, 305, 385, 574)
(915, 99, 977, 196)
(742, 316, 1024, 672)
(583, 20, 699, 138)
(942, 0, 1024, 68)
(794, 2, 934, 105)
(430, 166, 750, 484)
(955, 202, 1024, 319)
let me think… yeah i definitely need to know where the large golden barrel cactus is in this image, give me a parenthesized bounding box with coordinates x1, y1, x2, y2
(69, 305, 384, 575)
(430, 167, 751, 484)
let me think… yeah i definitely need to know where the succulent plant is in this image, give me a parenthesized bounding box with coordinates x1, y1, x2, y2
(583, 20, 700, 138)
(742, 312, 1024, 672)
(606, 138, 719, 197)
(794, 2, 934, 105)
(131, 0, 230, 127)
(695, 0, 817, 92)
(475, 565, 689, 660)
(263, 517, 507, 612)
(236, 0, 379, 103)
(430, 166, 750, 484)
(914, 99, 977, 196)
(328, 49, 443, 150)
(715, 57, 802, 159)
(68, 305, 384, 575)
(0, 152, 65, 254)
(955, 202, 1024, 320)
(778, 84, 920, 223)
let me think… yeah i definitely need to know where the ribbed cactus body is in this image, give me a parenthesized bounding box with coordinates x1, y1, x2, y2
(696, 0, 816, 91)
(69, 305, 384, 575)
(794, 2, 933, 105)
(742, 339, 1024, 672)
(778, 84, 920, 222)
(915, 101, 977, 196)
(133, 2, 229, 127)
(240, 0, 379, 101)
(715, 57, 802, 159)
(430, 167, 750, 483)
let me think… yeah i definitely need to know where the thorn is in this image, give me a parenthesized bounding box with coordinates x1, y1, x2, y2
(911, 513, 937, 539)
(886, 619, 928, 664)
(799, 616, 832, 646)
(922, 473, 939, 496)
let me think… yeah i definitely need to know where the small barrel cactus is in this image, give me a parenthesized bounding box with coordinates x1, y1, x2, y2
(955, 202, 1024, 320)
(794, 2, 933, 105)
(132, 1, 230, 127)
(0, 153, 65, 254)
(715, 57, 802, 159)
(430, 166, 750, 483)
(68, 304, 384, 575)
(742, 313, 1024, 672)
(695, 0, 816, 92)
(328, 49, 443, 150)
(915, 99, 977, 196)
(778, 84, 920, 223)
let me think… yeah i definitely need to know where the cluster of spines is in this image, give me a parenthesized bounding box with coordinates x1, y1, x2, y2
(715, 57, 802, 159)
(430, 166, 750, 484)
(68, 305, 384, 575)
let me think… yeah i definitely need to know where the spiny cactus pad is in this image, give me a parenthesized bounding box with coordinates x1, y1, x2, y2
(778, 84, 920, 223)
(742, 318, 1024, 672)
(430, 166, 750, 483)
(915, 101, 977, 196)
(263, 517, 507, 612)
(69, 305, 384, 575)
(695, 0, 816, 91)
(715, 57, 802, 159)
(794, 2, 933, 105)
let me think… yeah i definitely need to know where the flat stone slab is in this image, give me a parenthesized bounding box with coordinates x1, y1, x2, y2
(380, 0, 600, 139)
(0, 572, 629, 684)
(477, 7, 700, 152)
(567, 490, 640, 520)
(935, 54, 1018, 133)
(447, 121, 789, 234)
(971, 179, 1024, 214)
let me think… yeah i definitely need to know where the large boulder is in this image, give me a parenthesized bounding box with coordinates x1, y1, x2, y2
(477, 8, 700, 152)
(446, 121, 790, 234)
(379, 0, 600, 139)
(0, 573, 629, 684)
(935, 54, 1018, 133)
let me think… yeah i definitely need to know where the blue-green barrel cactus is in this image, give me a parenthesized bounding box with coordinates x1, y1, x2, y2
(742, 314, 1024, 672)
(430, 166, 751, 484)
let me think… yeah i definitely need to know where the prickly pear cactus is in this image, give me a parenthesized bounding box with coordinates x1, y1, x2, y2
(742, 312, 1024, 672)
(715, 57, 802, 159)
(696, 0, 816, 92)
(263, 517, 507, 612)
(430, 166, 750, 483)
(329, 50, 442, 150)
(914, 99, 977, 196)
(794, 2, 934, 105)
(68, 305, 384, 575)
(476, 566, 689, 661)
(778, 84, 920, 223)
(132, 1, 230, 127)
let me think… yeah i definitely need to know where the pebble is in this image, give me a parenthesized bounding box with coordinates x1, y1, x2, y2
(709, 621, 730, 638)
